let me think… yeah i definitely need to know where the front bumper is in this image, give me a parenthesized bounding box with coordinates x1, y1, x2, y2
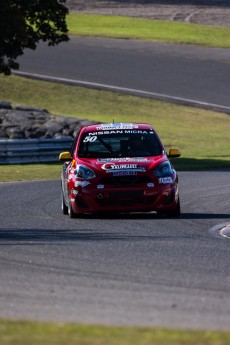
(70, 182, 179, 214)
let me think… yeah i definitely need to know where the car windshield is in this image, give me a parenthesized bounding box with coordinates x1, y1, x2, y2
(78, 130, 163, 158)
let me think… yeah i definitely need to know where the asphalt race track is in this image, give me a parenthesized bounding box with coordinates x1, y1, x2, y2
(0, 171, 230, 329)
(17, 37, 230, 112)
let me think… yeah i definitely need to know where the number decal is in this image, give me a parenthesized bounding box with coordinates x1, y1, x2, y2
(83, 136, 97, 142)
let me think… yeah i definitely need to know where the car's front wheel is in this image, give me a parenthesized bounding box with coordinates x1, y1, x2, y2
(69, 205, 77, 218)
(157, 197, 181, 218)
(67, 197, 78, 218)
(166, 197, 181, 218)
(62, 193, 68, 215)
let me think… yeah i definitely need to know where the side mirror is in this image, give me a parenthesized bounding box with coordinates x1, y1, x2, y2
(59, 151, 72, 161)
(168, 148, 181, 158)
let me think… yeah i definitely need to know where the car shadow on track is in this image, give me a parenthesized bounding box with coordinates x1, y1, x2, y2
(179, 212, 230, 219)
(83, 212, 230, 220)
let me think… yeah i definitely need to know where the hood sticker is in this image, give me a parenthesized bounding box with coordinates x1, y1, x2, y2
(97, 157, 148, 163)
(101, 163, 146, 173)
(113, 171, 137, 176)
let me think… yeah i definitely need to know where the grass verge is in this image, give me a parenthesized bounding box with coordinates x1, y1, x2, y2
(67, 13, 230, 48)
(0, 164, 62, 182)
(0, 320, 230, 345)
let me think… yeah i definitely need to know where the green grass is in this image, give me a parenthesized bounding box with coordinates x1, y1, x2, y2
(0, 74, 229, 181)
(0, 164, 62, 182)
(67, 14, 230, 48)
(0, 320, 230, 345)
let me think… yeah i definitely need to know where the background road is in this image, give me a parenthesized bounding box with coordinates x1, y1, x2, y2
(17, 37, 230, 111)
(0, 172, 229, 329)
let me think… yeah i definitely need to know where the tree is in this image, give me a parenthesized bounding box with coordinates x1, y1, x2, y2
(0, 0, 69, 75)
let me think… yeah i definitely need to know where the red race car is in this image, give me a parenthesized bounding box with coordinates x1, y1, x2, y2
(59, 123, 181, 218)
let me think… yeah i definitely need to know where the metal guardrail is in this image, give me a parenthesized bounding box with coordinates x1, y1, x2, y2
(0, 138, 73, 164)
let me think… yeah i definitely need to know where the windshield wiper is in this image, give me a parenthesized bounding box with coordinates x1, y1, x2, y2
(97, 137, 114, 154)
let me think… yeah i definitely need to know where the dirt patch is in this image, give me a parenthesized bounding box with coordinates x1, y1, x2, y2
(67, 0, 230, 27)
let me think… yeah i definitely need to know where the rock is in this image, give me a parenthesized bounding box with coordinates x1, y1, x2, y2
(0, 101, 12, 110)
(7, 127, 25, 139)
(0, 101, 97, 140)
(0, 127, 7, 139)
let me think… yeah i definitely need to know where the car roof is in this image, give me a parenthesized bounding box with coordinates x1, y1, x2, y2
(83, 123, 154, 133)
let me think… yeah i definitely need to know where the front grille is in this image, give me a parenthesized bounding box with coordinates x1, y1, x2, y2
(97, 193, 156, 207)
(100, 175, 151, 186)
(109, 190, 143, 199)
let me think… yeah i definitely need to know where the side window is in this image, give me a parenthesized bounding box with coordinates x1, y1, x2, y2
(70, 129, 81, 156)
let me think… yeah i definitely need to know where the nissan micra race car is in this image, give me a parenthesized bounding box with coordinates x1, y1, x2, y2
(59, 123, 181, 218)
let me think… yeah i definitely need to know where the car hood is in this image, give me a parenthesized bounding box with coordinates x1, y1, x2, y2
(77, 156, 166, 174)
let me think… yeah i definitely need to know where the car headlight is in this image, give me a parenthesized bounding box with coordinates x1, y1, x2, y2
(76, 165, 96, 180)
(153, 161, 173, 177)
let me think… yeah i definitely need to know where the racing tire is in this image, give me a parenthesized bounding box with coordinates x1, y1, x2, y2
(157, 197, 181, 218)
(166, 197, 181, 218)
(68, 201, 78, 218)
(62, 194, 69, 215)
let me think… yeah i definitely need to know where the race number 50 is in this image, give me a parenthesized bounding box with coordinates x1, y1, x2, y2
(83, 136, 97, 142)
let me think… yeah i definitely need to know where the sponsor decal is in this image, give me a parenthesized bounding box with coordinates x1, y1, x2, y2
(97, 184, 105, 189)
(147, 183, 155, 188)
(86, 130, 151, 136)
(97, 157, 148, 163)
(113, 171, 137, 176)
(96, 123, 138, 130)
(75, 181, 90, 188)
(158, 177, 173, 184)
(101, 163, 146, 173)
(71, 189, 79, 195)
